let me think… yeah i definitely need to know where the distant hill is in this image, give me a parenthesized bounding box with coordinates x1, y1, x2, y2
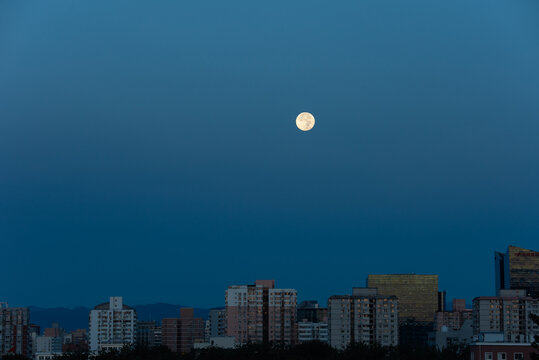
(29, 304, 210, 332)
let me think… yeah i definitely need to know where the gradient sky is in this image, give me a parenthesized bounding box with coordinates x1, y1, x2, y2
(1, 0, 539, 309)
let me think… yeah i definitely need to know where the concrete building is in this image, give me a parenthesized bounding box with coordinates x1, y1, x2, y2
(162, 308, 204, 353)
(298, 321, 329, 343)
(0, 302, 30, 357)
(226, 280, 297, 345)
(88, 296, 137, 352)
(473, 289, 539, 343)
(328, 288, 398, 349)
(268, 288, 297, 345)
(495, 246, 539, 298)
(35, 336, 63, 354)
(62, 329, 88, 353)
(137, 321, 159, 348)
(469, 340, 536, 360)
(297, 301, 328, 323)
(434, 298, 473, 331)
(207, 308, 226, 338)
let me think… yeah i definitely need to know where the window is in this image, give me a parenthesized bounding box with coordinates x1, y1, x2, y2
(513, 353, 523, 360)
(485, 352, 493, 360)
(498, 353, 506, 360)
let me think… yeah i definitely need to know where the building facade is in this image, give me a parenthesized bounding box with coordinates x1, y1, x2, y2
(434, 298, 473, 331)
(473, 290, 539, 343)
(367, 274, 439, 324)
(225, 280, 297, 345)
(328, 288, 398, 349)
(161, 308, 204, 353)
(137, 321, 159, 348)
(0, 303, 30, 357)
(88, 296, 137, 352)
(298, 321, 329, 343)
(207, 308, 226, 338)
(297, 301, 328, 323)
(495, 246, 539, 298)
(469, 342, 536, 360)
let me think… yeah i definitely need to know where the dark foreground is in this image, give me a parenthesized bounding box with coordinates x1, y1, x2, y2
(1, 342, 470, 360)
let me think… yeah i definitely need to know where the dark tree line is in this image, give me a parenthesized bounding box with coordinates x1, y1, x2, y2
(1, 342, 470, 360)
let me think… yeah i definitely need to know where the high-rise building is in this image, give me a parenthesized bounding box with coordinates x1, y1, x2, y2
(225, 280, 297, 345)
(367, 274, 439, 323)
(161, 308, 205, 353)
(137, 321, 159, 348)
(162, 318, 180, 353)
(473, 289, 539, 343)
(207, 308, 226, 338)
(328, 288, 398, 349)
(298, 321, 329, 343)
(0, 303, 30, 357)
(88, 296, 137, 352)
(367, 274, 438, 346)
(297, 301, 328, 323)
(268, 288, 297, 345)
(495, 246, 539, 298)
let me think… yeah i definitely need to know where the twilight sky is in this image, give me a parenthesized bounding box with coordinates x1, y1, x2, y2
(1, 0, 539, 309)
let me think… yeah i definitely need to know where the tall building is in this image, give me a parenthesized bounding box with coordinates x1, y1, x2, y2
(328, 288, 398, 349)
(162, 318, 181, 353)
(367, 274, 438, 346)
(297, 301, 328, 323)
(298, 321, 329, 343)
(225, 280, 297, 345)
(268, 288, 297, 345)
(207, 308, 226, 338)
(0, 303, 30, 357)
(162, 308, 205, 353)
(473, 289, 539, 343)
(495, 246, 539, 298)
(88, 296, 137, 352)
(367, 274, 439, 323)
(137, 321, 159, 348)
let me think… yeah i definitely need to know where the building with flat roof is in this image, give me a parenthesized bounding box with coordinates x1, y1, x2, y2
(298, 320, 328, 343)
(226, 280, 297, 345)
(0, 303, 30, 357)
(328, 288, 398, 349)
(495, 246, 539, 298)
(88, 296, 137, 352)
(469, 342, 536, 360)
(473, 289, 539, 343)
(162, 308, 205, 353)
(367, 274, 438, 323)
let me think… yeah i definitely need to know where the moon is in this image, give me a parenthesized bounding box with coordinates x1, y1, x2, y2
(296, 112, 315, 131)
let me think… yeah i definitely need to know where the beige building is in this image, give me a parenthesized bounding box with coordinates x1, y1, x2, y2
(328, 288, 398, 349)
(88, 297, 137, 352)
(225, 280, 297, 345)
(367, 274, 438, 324)
(473, 289, 539, 343)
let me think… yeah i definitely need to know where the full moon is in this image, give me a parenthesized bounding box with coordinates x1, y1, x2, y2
(296, 112, 315, 131)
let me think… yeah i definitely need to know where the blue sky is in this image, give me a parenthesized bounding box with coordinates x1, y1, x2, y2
(1, 0, 539, 308)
